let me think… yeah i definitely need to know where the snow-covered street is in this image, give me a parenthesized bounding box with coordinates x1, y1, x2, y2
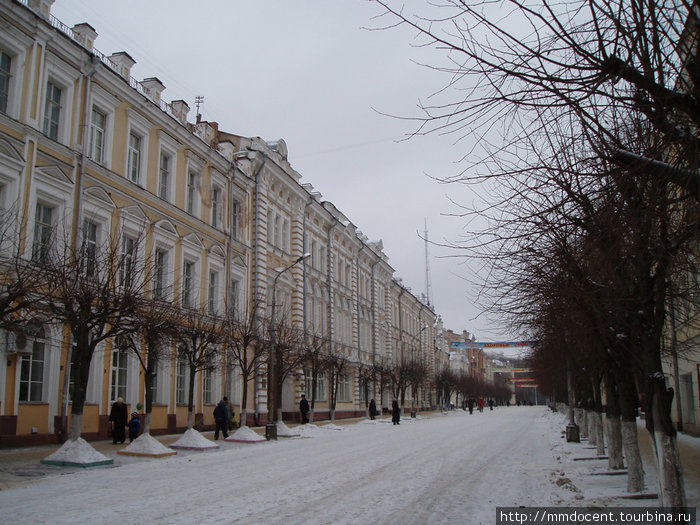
(0, 407, 697, 524)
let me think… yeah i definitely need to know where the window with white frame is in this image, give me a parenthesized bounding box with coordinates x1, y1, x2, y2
(43, 81, 61, 140)
(208, 270, 218, 314)
(83, 220, 98, 277)
(120, 235, 137, 287)
(186, 172, 199, 215)
(211, 186, 221, 229)
(0, 50, 10, 114)
(158, 151, 171, 201)
(182, 260, 195, 307)
(19, 328, 47, 402)
(267, 208, 290, 252)
(338, 374, 351, 402)
(88, 107, 106, 164)
(31, 202, 53, 263)
(231, 199, 241, 240)
(202, 368, 213, 405)
(153, 248, 168, 299)
(229, 278, 240, 316)
(127, 132, 141, 184)
(110, 348, 128, 403)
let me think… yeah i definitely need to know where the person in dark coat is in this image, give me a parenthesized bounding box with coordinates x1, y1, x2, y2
(467, 396, 475, 415)
(369, 399, 377, 420)
(128, 412, 140, 442)
(213, 399, 229, 440)
(223, 396, 235, 430)
(391, 400, 400, 425)
(488, 398, 494, 411)
(109, 397, 128, 444)
(299, 394, 310, 424)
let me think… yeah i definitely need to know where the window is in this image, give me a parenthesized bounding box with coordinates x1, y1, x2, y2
(186, 172, 197, 214)
(202, 368, 213, 405)
(110, 349, 128, 403)
(182, 260, 194, 307)
(127, 132, 141, 183)
(231, 200, 240, 240)
(282, 218, 289, 252)
(208, 270, 218, 313)
(32, 203, 53, 263)
(0, 51, 10, 114)
(88, 108, 106, 164)
(229, 279, 240, 315)
(19, 334, 46, 402)
(153, 248, 167, 298)
(158, 152, 170, 201)
(338, 374, 351, 402)
(83, 220, 98, 276)
(43, 81, 61, 140)
(120, 236, 136, 286)
(149, 367, 158, 404)
(211, 187, 221, 228)
(176, 359, 187, 404)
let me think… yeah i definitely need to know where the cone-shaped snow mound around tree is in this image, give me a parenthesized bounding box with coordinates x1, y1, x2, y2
(225, 425, 266, 443)
(117, 433, 177, 457)
(40, 437, 113, 467)
(295, 423, 323, 437)
(169, 428, 219, 450)
(276, 421, 300, 437)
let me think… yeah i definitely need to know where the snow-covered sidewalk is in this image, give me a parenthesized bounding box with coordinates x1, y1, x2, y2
(0, 407, 696, 524)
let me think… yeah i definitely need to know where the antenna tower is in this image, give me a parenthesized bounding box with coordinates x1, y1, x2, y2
(424, 218, 434, 308)
(194, 95, 204, 123)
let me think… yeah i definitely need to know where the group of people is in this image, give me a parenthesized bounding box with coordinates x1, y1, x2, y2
(466, 396, 495, 414)
(108, 397, 140, 444)
(299, 396, 402, 425)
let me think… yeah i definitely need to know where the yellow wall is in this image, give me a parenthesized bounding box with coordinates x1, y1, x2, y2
(150, 405, 168, 429)
(17, 403, 49, 434)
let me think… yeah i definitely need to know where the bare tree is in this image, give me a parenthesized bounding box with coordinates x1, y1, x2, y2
(173, 307, 224, 430)
(299, 333, 329, 424)
(373, 1, 699, 505)
(36, 225, 145, 441)
(222, 297, 266, 427)
(324, 349, 349, 423)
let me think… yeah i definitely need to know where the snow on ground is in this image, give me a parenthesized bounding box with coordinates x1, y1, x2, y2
(0, 407, 697, 525)
(118, 433, 177, 457)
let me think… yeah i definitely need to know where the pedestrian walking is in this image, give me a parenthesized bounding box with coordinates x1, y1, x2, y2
(109, 397, 128, 444)
(224, 396, 235, 430)
(488, 398, 494, 411)
(478, 397, 484, 413)
(128, 412, 140, 442)
(467, 396, 475, 415)
(299, 394, 310, 424)
(213, 398, 229, 440)
(369, 399, 377, 420)
(391, 400, 400, 425)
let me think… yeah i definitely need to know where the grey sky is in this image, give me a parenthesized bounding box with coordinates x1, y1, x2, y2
(51, 0, 515, 341)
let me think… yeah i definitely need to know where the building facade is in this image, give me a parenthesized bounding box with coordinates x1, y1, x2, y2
(0, 0, 439, 445)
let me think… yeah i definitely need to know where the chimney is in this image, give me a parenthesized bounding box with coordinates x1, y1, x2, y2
(108, 51, 136, 79)
(72, 23, 98, 51)
(28, 0, 55, 18)
(170, 100, 190, 125)
(140, 77, 165, 103)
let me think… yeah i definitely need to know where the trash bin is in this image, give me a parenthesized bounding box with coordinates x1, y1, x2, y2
(565, 422, 580, 443)
(265, 423, 277, 441)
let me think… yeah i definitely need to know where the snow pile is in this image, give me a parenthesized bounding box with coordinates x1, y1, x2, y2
(320, 423, 345, 431)
(276, 421, 300, 438)
(225, 426, 266, 443)
(169, 428, 219, 450)
(295, 424, 324, 437)
(40, 437, 113, 467)
(117, 433, 177, 457)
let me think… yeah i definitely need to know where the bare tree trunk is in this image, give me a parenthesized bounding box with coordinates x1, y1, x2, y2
(68, 413, 83, 442)
(309, 409, 315, 424)
(579, 409, 589, 439)
(605, 376, 624, 469)
(587, 410, 597, 446)
(622, 421, 644, 492)
(143, 412, 152, 434)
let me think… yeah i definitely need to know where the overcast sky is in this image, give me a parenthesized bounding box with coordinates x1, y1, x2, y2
(50, 0, 519, 343)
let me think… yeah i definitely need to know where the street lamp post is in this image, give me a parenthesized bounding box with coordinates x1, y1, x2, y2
(269, 252, 310, 425)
